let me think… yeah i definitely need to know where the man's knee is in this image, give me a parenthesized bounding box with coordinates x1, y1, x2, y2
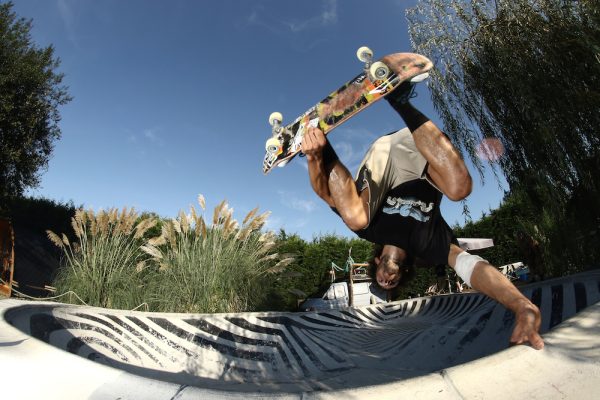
(445, 172, 472, 201)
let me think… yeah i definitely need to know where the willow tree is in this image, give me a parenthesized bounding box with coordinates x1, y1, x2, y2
(407, 0, 598, 192)
(406, 0, 599, 271)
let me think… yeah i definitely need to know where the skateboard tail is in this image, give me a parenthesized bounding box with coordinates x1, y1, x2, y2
(381, 52, 433, 82)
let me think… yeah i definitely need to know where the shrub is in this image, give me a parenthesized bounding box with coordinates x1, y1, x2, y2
(141, 196, 292, 313)
(48, 208, 155, 309)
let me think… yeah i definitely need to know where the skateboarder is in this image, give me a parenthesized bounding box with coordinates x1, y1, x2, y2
(301, 82, 545, 350)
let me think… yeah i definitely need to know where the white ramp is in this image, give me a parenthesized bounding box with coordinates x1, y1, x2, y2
(1, 270, 600, 399)
(457, 237, 494, 250)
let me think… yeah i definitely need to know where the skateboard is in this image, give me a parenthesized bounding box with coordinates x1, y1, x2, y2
(262, 46, 433, 174)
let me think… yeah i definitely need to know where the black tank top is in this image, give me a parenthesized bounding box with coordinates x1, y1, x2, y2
(355, 178, 456, 265)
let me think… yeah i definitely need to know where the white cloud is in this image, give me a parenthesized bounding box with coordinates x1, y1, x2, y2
(321, 0, 338, 23)
(292, 218, 309, 229)
(335, 141, 356, 162)
(143, 129, 157, 141)
(246, 0, 338, 34)
(285, 0, 338, 32)
(330, 127, 378, 171)
(278, 190, 316, 213)
(56, 0, 80, 48)
(142, 128, 164, 146)
(264, 215, 283, 231)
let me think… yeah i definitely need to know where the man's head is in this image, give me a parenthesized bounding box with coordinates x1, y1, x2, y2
(371, 246, 414, 290)
(375, 255, 402, 289)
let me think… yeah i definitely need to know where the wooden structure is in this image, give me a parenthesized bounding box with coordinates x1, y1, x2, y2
(0, 219, 14, 297)
(348, 262, 369, 307)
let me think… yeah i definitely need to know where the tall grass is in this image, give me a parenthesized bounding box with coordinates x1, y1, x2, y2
(48, 196, 291, 313)
(141, 196, 292, 313)
(47, 208, 156, 309)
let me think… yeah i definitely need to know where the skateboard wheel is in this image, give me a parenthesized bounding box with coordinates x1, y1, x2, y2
(370, 61, 389, 80)
(268, 112, 283, 127)
(356, 46, 373, 62)
(266, 137, 282, 154)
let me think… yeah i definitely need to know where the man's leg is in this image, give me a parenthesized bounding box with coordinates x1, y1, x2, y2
(387, 90, 472, 201)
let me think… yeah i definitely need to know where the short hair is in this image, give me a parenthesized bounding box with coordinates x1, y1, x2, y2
(368, 244, 416, 289)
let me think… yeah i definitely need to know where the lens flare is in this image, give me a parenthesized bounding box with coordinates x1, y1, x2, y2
(476, 138, 505, 161)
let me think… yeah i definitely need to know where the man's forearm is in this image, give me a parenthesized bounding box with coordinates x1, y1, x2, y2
(470, 263, 533, 312)
(470, 261, 544, 350)
(302, 127, 368, 230)
(307, 155, 335, 207)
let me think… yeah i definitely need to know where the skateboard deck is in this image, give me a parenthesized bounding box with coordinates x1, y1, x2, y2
(262, 48, 433, 174)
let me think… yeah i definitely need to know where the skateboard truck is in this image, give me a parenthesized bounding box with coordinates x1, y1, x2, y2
(356, 46, 390, 81)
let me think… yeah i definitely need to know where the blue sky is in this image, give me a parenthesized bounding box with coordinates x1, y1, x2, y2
(12, 0, 506, 240)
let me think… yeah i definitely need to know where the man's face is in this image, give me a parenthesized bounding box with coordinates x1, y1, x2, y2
(375, 259, 401, 290)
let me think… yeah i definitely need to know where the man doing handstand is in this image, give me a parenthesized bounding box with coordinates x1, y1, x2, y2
(301, 81, 544, 350)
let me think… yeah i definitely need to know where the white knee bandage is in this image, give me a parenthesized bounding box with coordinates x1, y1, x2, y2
(454, 252, 486, 287)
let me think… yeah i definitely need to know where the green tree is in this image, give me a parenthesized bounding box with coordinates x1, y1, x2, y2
(453, 189, 539, 267)
(264, 230, 309, 311)
(407, 0, 599, 192)
(301, 235, 372, 296)
(0, 2, 71, 201)
(407, 0, 600, 274)
(270, 231, 375, 310)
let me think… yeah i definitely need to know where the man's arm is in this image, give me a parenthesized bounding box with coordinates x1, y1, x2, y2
(302, 126, 336, 207)
(448, 245, 544, 350)
(302, 127, 369, 231)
